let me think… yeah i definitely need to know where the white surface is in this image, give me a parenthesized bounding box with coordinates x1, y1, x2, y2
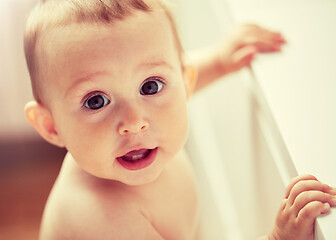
(226, 0, 336, 239)
(187, 94, 244, 240)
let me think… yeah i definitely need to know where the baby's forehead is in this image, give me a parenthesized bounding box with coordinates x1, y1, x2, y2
(41, 10, 175, 57)
(38, 11, 182, 90)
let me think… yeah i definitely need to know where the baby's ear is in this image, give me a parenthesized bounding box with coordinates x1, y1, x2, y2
(24, 101, 64, 148)
(183, 66, 197, 99)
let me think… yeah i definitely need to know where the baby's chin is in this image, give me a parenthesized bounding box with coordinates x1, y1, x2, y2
(121, 172, 163, 186)
(85, 163, 166, 187)
(102, 168, 164, 187)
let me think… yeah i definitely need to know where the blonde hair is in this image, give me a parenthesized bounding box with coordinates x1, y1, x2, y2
(24, 0, 184, 103)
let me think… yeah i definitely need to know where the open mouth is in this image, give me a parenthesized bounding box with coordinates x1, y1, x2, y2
(116, 148, 158, 171)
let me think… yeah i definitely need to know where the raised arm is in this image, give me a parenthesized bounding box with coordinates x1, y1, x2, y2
(189, 24, 286, 92)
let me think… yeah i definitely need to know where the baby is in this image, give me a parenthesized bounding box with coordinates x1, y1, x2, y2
(23, 0, 335, 239)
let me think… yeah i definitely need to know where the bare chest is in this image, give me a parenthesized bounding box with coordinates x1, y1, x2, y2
(140, 157, 199, 240)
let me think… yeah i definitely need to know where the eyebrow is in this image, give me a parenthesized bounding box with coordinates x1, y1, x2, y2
(136, 60, 174, 71)
(65, 71, 108, 98)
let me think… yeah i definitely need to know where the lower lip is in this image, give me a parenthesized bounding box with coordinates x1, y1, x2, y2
(116, 148, 158, 171)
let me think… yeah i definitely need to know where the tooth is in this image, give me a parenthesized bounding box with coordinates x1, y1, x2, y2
(121, 149, 151, 162)
(130, 153, 142, 161)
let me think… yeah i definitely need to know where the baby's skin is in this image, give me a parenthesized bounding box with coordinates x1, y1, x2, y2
(41, 150, 199, 239)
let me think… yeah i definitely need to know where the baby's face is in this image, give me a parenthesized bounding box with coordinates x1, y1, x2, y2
(43, 11, 189, 185)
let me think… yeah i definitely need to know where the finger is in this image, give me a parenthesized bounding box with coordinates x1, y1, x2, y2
(245, 25, 285, 43)
(329, 187, 336, 195)
(242, 36, 283, 53)
(292, 190, 335, 216)
(272, 32, 286, 43)
(253, 29, 284, 42)
(251, 27, 286, 45)
(287, 180, 332, 205)
(253, 42, 282, 52)
(285, 174, 319, 199)
(254, 33, 286, 52)
(230, 25, 285, 53)
(297, 202, 330, 229)
(240, 23, 278, 36)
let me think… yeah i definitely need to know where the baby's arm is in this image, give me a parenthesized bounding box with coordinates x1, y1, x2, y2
(259, 174, 336, 240)
(190, 24, 286, 92)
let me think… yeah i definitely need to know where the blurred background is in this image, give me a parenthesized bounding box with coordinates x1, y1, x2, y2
(0, 0, 65, 239)
(1, 1, 69, 239)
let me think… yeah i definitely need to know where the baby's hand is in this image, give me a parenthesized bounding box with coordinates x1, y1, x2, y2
(218, 24, 286, 74)
(268, 175, 336, 240)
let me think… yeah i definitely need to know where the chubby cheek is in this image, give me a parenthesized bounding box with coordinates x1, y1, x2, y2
(157, 93, 189, 154)
(56, 113, 114, 170)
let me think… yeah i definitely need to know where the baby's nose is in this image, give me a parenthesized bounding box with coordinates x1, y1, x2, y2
(118, 120, 149, 135)
(117, 104, 149, 135)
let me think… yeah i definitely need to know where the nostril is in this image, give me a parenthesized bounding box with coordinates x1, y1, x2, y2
(119, 122, 149, 135)
(141, 122, 150, 131)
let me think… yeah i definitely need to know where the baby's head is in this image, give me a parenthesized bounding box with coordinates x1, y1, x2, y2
(24, 0, 186, 104)
(24, 0, 196, 185)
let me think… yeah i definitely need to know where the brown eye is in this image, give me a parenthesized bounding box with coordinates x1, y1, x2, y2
(84, 94, 110, 110)
(140, 80, 164, 95)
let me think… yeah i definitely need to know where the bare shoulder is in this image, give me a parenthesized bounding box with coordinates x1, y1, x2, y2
(40, 160, 164, 240)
